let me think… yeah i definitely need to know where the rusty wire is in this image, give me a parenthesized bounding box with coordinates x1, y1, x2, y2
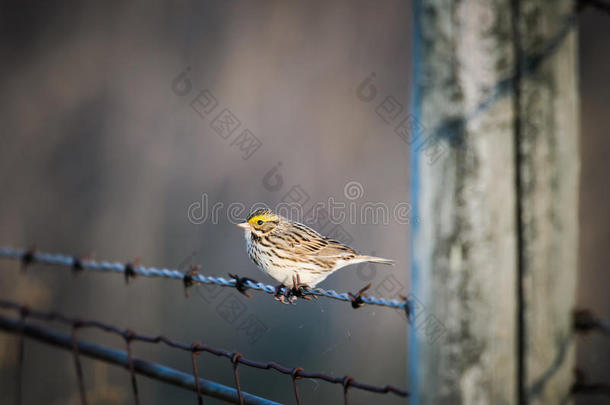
(0, 308, 277, 405)
(0, 299, 409, 403)
(573, 309, 610, 336)
(71, 321, 88, 405)
(572, 311, 610, 400)
(290, 367, 304, 405)
(571, 369, 610, 399)
(0, 246, 410, 312)
(191, 343, 204, 405)
(123, 329, 140, 405)
(16, 307, 27, 405)
(579, 0, 610, 14)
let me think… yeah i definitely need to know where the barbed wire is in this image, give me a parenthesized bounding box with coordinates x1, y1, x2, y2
(0, 309, 277, 405)
(579, 0, 610, 14)
(1, 307, 280, 405)
(0, 299, 409, 404)
(572, 310, 610, 401)
(0, 246, 412, 315)
(571, 369, 610, 400)
(573, 309, 610, 336)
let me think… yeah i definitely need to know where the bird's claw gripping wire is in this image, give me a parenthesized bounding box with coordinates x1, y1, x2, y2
(275, 275, 317, 304)
(291, 274, 316, 301)
(229, 274, 257, 298)
(348, 283, 371, 309)
(274, 284, 287, 303)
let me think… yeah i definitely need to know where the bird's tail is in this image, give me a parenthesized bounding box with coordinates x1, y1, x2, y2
(357, 255, 394, 265)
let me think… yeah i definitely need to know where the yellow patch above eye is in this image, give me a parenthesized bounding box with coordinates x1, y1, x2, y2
(248, 213, 275, 226)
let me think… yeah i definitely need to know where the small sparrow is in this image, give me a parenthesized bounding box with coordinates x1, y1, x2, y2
(237, 209, 393, 289)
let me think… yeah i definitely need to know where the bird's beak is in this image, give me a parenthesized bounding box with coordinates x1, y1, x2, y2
(237, 222, 251, 230)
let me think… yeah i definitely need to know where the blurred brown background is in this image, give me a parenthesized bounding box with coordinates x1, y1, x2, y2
(576, 4, 610, 403)
(0, 1, 607, 404)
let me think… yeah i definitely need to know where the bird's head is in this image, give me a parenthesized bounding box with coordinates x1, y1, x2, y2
(237, 208, 281, 237)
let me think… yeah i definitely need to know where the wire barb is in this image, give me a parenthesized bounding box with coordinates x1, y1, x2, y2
(123, 329, 140, 405)
(21, 247, 35, 271)
(348, 284, 371, 309)
(72, 257, 84, 275)
(124, 258, 139, 284)
(184, 265, 202, 297)
(342, 376, 354, 405)
(290, 367, 304, 405)
(573, 309, 610, 335)
(400, 295, 414, 323)
(231, 353, 245, 405)
(229, 274, 256, 298)
(71, 322, 88, 405)
(191, 343, 204, 405)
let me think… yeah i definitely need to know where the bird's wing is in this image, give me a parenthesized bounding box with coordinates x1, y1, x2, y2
(271, 222, 357, 258)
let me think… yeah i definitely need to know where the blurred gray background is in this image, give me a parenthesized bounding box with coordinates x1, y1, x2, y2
(0, 1, 607, 404)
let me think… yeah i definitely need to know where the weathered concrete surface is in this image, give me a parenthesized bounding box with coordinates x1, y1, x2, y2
(410, 0, 578, 404)
(518, 2, 579, 405)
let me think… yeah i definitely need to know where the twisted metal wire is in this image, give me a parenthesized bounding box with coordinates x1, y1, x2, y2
(574, 309, 610, 336)
(0, 299, 409, 403)
(579, 0, 610, 14)
(0, 246, 410, 312)
(0, 307, 277, 405)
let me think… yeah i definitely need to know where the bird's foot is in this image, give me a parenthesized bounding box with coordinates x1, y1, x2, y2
(274, 275, 317, 304)
(274, 283, 288, 303)
(288, 275, 316, 302)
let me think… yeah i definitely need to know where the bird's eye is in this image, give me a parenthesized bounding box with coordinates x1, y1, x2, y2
(257, 220, 264, 225)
